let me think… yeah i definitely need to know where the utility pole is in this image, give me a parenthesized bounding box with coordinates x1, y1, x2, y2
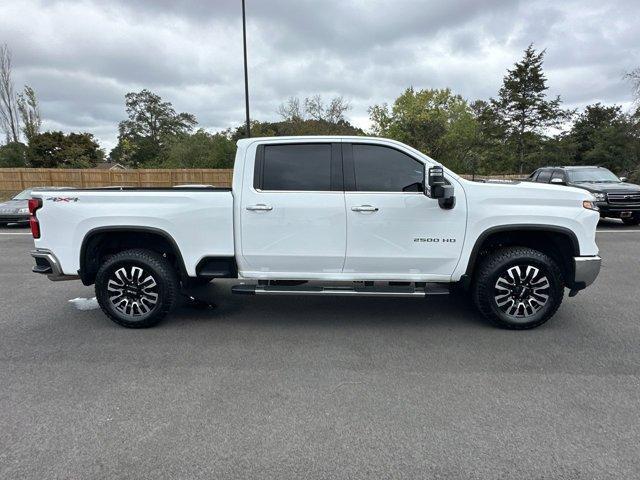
(242, 0, 251, 137)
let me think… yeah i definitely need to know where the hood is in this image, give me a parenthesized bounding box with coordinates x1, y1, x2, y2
(569, 181, 640, 194)
(464, 177, 592, 203)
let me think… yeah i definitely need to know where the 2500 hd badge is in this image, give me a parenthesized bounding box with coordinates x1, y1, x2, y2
(414, 237, 456, 243)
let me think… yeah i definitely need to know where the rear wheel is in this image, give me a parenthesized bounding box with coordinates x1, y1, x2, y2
(472, 247, 564, 329)
(95, 249, 179, 328)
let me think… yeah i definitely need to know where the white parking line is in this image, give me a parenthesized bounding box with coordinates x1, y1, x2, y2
(0, 232, 32, 235)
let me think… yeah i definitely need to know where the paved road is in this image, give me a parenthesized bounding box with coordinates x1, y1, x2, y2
(1, 221, 639, 479)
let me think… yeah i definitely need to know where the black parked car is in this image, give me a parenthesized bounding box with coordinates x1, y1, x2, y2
(528, 166, 640, 225)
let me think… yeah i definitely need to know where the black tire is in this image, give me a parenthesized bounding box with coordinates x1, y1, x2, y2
(622, 215, 640, 226)
(472, 246, 564, 330)
(95, 249, 179, 328)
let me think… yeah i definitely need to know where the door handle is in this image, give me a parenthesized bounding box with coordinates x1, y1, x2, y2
(246, 204, 273, 211)
(351, 205, 379, 212)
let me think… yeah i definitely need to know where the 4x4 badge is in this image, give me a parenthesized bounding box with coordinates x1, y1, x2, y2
(46, 197, 79, 202)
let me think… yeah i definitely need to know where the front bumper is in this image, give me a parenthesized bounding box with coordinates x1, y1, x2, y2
(31, 250, 79, 282)
(572, 255, 601, 291)
(596, 202, 640, 217)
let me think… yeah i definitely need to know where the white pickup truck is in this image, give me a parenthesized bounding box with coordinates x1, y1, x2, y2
(29, 136, 601, 329)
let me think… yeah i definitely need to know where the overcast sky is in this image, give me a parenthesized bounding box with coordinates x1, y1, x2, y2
(1, 0, 638, 151)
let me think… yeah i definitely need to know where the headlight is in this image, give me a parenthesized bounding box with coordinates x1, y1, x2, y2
(583, 200, 599, 211)
(593, 193, 606, 202)
(18, 207, 29, 214)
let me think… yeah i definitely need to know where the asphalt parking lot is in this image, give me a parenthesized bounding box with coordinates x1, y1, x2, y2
(1, 221, 639, 479)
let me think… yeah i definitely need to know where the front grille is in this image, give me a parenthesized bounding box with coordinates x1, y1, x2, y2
(608, 193, 640, 204)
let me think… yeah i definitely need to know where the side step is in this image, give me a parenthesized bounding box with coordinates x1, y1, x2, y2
(231, 283, 450, 297)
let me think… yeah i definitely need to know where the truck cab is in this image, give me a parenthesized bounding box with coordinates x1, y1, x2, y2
(29, 136, 601, 330)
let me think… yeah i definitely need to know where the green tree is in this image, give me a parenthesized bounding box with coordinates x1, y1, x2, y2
(469, 100, 512, 174)
(494, 44, 569, 173)
(0, 141, 27, 167)
(566, 103, 639, 173)
(230, 117, 364, 141)
(26, 131, 104, 168)
(112, 89, 197, 167)
(157, 130, 236, 168)
(17, 85, 41, 143)
(369, 87, 478, 171)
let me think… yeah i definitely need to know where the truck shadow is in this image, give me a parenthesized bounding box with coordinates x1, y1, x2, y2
(171, 282, 489, 330)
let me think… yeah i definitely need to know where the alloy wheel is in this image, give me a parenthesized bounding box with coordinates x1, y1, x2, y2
(494, 265, 550, 318)
(107, 265, 159, 318)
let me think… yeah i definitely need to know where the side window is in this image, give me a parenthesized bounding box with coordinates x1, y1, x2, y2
(352, 144, 424, 192)
(259, 144, 332, 191)
(536, 169, 552, 183)
(529, 170, 540, 181)
(550, 170, 565, 182)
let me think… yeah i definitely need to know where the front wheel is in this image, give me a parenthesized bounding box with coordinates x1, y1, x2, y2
(95, 249, 179, 328)
(622, 215, 640, 226)
(472, 247, 564, 329)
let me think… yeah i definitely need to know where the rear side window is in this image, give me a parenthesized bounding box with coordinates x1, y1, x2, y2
(259, 144, 332, 191)
(352, 144, 424, 192)
(529, 170, 540, 181)
(551, 170, 565, 182)
(536, 169, 552, 183)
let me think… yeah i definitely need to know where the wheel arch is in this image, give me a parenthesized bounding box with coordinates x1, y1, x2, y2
(463, 224, 580, 288)
(79, 226, 187, 286)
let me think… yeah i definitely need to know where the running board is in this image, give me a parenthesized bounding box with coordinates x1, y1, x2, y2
(231, 283, 450, 297)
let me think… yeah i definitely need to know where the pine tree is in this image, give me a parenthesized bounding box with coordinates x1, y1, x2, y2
(494, 44, 568, 173)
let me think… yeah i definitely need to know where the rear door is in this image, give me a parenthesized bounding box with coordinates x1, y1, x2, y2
(342, 142, 466, 279)
(239, 142, 346, 276)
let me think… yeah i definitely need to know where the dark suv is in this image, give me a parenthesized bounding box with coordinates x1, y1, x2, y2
(529, 166, 640, 225)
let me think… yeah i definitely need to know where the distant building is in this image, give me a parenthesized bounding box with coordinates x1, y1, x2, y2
(96, 162, 127, 171)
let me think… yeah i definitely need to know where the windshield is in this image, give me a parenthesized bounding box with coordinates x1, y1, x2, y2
(12, 189, 32, 200)
(567, 168, 620, 183)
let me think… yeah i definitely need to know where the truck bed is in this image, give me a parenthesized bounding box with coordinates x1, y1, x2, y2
(31, 189, 234, 276)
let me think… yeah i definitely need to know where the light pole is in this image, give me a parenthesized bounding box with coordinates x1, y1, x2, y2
(242, 0, 251, 137)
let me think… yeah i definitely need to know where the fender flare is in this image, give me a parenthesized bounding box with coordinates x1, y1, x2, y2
(463, 224, 581, 278)
(79, 226, 188, 285)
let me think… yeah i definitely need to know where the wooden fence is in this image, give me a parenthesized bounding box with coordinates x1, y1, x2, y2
(0, 168, 523, 199)
(0, 168, 234, 199)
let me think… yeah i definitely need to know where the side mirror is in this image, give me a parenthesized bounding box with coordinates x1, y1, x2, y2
(550, 178, 565, 185)
(620, 177, 628, 183)
(425, 166, 455, 209)
(426, 166, 445, 198)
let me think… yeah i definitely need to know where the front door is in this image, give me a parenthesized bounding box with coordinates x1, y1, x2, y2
(342, 142, 466, 280)
(240, 142, 346, 277)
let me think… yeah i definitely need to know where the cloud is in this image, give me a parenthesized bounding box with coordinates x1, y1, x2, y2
(0, 0, 638, 151)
